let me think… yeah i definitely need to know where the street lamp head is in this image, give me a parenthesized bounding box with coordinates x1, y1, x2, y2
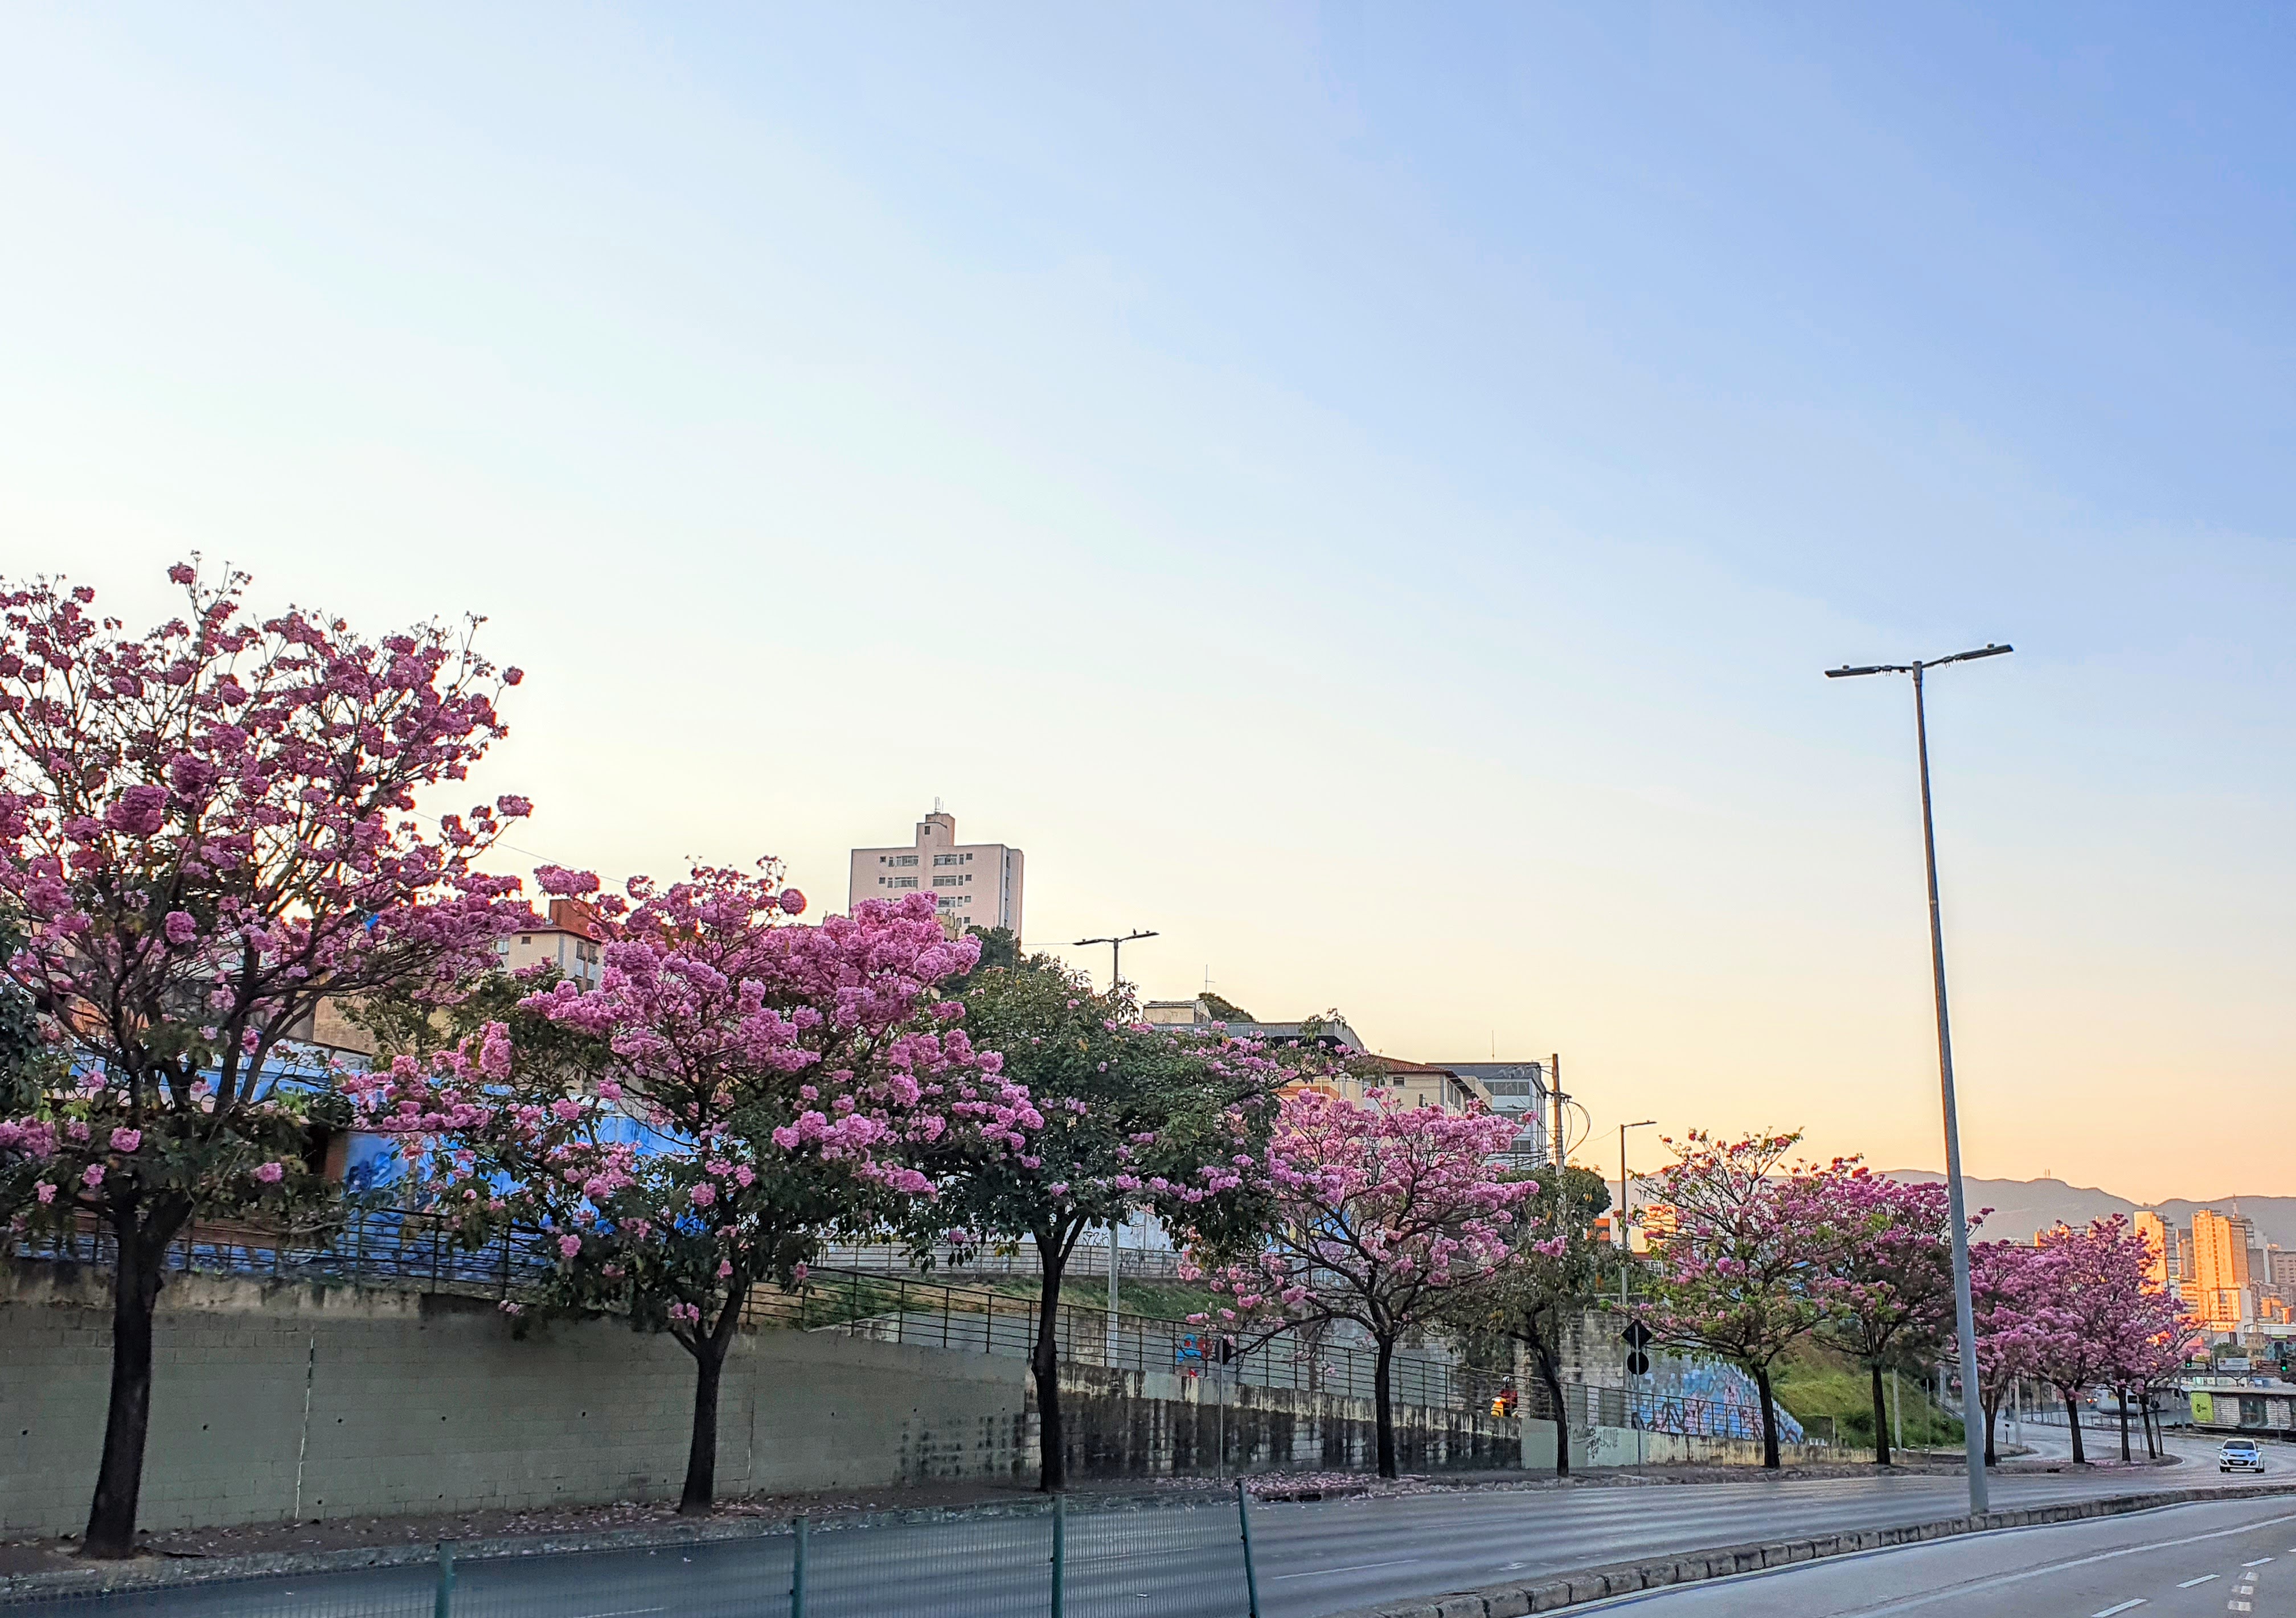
(1826, 644, 2011, 679)
(1626, 1119, 1657, 1130)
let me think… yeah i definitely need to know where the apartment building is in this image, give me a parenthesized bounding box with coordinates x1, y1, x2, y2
(2192, 1209, 2258, 1330)
(848, 808, 1024, 938)
(1433, 1061, 1550, 1167)
(492, 898, 606, 988)
(2136, 1210, 2176, 1296)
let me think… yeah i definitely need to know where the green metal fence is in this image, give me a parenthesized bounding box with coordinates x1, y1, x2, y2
(0, 1490, 1261, 1618)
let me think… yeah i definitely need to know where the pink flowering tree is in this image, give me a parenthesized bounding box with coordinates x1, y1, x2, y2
(1967, 1238, 2060, 1465)
(1190, 1083, 1528, 1478)
(1439, 1163, 1614, 1477)
(2028, 1217, 2159, 1465)
(0, 562, 526, 1557)
(362, 873, 1036, 1515)
(2034, 1215, 2189, 1465)
(1635, 1131, 1838, 1469)
(918, 958, 1286, 1491)
(1806, 1166, 1957, 1467)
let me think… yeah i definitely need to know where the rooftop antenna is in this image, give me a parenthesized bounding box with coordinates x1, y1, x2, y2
(933, 795, 945, 815)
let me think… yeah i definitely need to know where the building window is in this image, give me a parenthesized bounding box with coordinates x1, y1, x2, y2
(890, 877, 919, 889)
(933, 876, 964, 887)
(894, 855, 918, 867)
(933, 853, 962, 867)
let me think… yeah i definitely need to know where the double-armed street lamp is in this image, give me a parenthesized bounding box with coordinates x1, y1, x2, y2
(1827, 642, 2010, 1516)
(1071, 929, 1158, 1358)
(1073, 930, 1158, 997)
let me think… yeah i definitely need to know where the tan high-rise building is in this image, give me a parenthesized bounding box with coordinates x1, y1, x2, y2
(2135, 1210, 2173, 1294)
(2191, 1209, 2254, 1329)
(848, 808, 1024, 940)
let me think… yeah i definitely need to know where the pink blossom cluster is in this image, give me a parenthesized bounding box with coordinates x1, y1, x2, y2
(0, 562, 529, 1240)
(1190, 1085, 1528, 1336)
(357, 870, 1042, 1354)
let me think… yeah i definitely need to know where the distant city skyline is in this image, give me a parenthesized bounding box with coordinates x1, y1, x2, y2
(5, 6, 2293, 1201)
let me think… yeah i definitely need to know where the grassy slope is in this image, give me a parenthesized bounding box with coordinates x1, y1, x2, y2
(1771, 1338, 1965, 1447)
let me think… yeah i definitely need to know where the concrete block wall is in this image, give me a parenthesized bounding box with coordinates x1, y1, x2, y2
(3, 1261, 1029, 1535)
(5, 1260, 1526, 1536)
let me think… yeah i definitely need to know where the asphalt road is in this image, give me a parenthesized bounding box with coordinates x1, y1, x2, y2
(17, 1430, 2294, 1618)
(1256, 1428, 2283, 1617)
(1572, 1493, 2296, 1616)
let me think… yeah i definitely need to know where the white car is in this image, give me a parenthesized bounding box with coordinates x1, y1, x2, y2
(2221, 1438, 2266, 1473)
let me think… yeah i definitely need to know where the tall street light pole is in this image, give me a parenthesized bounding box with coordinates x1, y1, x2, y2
(1618, 1119, 1657, 1295)
(1827, 640, 2010, 1517)
(1071, 929, 1157, 1365)
(1072, 930, 1158, 997)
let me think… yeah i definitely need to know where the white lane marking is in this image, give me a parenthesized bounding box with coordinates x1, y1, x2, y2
(573, 1610, 669, 1617)
(1272, 1558, 1421, 1580)
(2243, 1556, 2275, 1565)
(2090, 1601, 2146, 1616)
(2181, 1574, 2221, 1586)
(1582, 1508, 2296, 1617)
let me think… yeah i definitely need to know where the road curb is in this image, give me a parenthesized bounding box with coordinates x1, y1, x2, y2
(1324, 1483, 2296, 1618)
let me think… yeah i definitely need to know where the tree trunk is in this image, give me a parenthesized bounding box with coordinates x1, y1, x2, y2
(2116, 1388, 2131, 1464)
(1530, 1337, 1570, 1479)
(1983, 1395, 2000, 1468)
(1032, 1241, 1068, 1493)
(1753, 1363, 1781, 1470)
(2062, 1388, 2086, 1465)
(1372, 1333, 1398, 1479)
(678, 1336, 727, 1515)
(83, 1214, 168, 1557)
(676, 1286, 747, 1516)
(2142, 1395, 2158, 1459)
(1869, 1360, 1892, 1467)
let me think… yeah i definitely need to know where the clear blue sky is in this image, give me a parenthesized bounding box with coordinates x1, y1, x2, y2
(3, 4, 2290, 1200)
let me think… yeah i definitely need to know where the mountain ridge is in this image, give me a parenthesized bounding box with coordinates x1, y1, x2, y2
(1881, 1170, 2296, 1250)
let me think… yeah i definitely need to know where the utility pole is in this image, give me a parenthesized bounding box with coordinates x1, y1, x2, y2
(1549, 1053, 1567, 1171)
(1828, 642, 2010, 1519)
(1072, 930, 1158, 997)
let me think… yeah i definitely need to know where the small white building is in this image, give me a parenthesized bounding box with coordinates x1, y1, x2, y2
(848, 808, 1024, 939)
(491, 898, 605, 986)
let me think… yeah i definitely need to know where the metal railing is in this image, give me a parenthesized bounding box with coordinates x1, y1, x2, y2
(753, 1263, 1513, 1413)
(818, 1241, 1192, 1280)
(0, 1490, 1261, 1617)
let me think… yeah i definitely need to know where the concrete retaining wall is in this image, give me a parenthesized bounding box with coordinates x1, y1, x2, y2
(3, 1262, 1521, 1535)
(1517, 1418, 1864, 1470)
(2, 1260, 1031, 1535)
